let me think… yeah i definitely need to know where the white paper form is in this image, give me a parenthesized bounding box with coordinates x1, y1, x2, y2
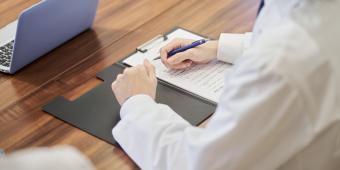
(152, 59, 231, 103)
(123, 28, 233, 103)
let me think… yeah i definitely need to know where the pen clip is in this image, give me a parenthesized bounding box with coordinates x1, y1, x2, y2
(137, 34, 168, 53)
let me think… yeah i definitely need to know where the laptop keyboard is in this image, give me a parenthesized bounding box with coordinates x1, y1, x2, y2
(0, 40, 14, 67)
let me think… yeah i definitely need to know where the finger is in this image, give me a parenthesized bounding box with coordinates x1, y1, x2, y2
(160, 39, 192, 68)
(124, 65, 143, 76)
(117, 74, 123, 79)
(160, 48, 170, 68)
(162, 38, 189, 53)
(167, 49, 195, 65)
(115, 74, 124, 82)
(111, 81, 116, 90)
(169, 60, 193, 70)
(123, 67, 133, 74)
(143, 59, 156, 78)
(112, 74, 122, 91)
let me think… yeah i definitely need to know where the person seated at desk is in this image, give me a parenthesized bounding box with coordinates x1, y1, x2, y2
(111, 0, 340, 169)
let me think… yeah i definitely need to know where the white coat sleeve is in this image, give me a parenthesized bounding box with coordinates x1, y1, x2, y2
(217, 32, 252, 63)
(112, 94, 195, 169)
(112, 54, 312, 170)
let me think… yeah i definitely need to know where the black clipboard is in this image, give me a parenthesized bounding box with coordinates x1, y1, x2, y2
(43, 27, 216, 145)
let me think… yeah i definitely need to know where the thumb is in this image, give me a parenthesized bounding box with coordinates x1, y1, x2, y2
(167, 49, 194, 65)
(143, 59, 156, 78)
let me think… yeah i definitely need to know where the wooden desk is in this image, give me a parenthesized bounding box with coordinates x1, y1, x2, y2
(0, 0, 258, 169)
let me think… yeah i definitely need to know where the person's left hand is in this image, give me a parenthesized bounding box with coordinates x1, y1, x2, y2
(111, 59, 157, 105)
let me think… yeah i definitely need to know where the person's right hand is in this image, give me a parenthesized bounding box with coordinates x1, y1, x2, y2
(160, 38, 218, 69)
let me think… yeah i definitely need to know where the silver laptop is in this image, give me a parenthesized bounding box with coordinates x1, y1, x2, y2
(0, 0, 99, 74)
(0, 21, 17, 73)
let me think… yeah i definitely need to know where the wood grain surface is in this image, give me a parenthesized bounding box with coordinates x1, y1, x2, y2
(0, 0, 258, 169)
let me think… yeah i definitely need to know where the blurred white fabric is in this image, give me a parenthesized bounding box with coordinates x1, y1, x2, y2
(0, 145, 95, 170)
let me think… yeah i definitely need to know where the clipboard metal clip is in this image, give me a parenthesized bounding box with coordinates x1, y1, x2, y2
(137, 34, 168, 53)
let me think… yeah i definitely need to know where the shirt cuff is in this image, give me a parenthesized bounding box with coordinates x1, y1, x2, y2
(120, 94, 156, 119)
(217, 32, 252, 63)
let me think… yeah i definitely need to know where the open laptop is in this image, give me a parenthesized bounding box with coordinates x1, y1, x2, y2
(0, 0, 99, 74)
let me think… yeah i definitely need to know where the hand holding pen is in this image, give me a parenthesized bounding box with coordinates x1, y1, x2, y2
(158, 38, 218, 70)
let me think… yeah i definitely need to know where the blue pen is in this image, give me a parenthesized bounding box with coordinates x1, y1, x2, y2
(154, 39, 207, 60)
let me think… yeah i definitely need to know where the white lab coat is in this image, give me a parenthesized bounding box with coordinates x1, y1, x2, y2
(112, 0, 340, 169)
